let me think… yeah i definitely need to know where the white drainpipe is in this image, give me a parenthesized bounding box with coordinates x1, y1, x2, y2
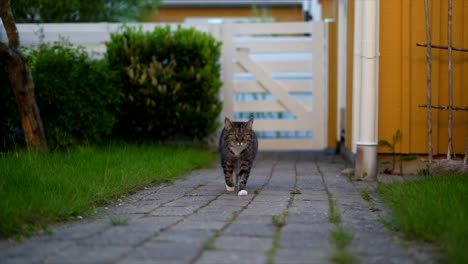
(352, 0, 380, 180)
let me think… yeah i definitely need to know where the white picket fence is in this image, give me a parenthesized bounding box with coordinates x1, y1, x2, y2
(0, 22, 328, 151)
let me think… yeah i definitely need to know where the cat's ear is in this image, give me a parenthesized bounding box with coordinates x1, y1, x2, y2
(246, 118, 254, 129)
(225, 117, 232, 130)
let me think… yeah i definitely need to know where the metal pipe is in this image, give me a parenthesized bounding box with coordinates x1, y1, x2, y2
(353, 0, 380, 180)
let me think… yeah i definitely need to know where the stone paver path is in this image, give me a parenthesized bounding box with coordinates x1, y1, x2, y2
(0, 154, 436, 264)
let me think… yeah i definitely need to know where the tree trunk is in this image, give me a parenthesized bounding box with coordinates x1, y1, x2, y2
(447, 0, 453, 160)
(1, 0, 47, 151)
(3, 48, 47, 151)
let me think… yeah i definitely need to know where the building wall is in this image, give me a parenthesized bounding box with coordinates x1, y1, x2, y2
(345, 0, 468, 155)
(379, 0, 468, 154)
(148, 6, 304, 22)
(321, 0, 338, 149)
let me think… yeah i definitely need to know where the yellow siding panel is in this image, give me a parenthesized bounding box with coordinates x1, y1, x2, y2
(378, 0, 468, 154)
(379, 0, 403, 153)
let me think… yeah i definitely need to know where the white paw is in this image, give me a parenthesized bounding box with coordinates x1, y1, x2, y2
(226, 184, 235, 191)
(238, 190, 248, 196)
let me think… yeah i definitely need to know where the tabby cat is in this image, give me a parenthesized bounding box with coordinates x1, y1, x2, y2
(219, 117, 258, 196)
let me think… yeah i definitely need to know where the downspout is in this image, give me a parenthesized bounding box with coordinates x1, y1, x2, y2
(351, 0, 362, 154)
(353, 0, 380, 180)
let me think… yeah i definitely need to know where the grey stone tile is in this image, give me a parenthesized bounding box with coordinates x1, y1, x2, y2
(76, 226, 152, 246)
(285, 213, 329, 224)
(124, 240, 201, 262)
(155, 229, 212, 243)
(150, 205, 199, 216)
(279, 230, 330, 249)
(281, 223, 333, 233)
(223, 223, 276, 237)
(0, 240, 74, 263)
(173, 219, 226, 231)
(43, 244, 129, 264)
(275, 248, 330, 264)
(196, 249, 267, 264)
(129, 216, 181, 232)
(215, 236, 272, 251)
(234, 215, 273, 224)
(38, 220, 108, 241)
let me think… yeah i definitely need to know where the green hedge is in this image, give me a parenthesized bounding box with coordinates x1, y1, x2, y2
(0, 63, 22, 151)
(0, 41, 121, 150)
(1, 25, 223, 151)
(31, 42, 121, 148)
(105, 25, 223, 140)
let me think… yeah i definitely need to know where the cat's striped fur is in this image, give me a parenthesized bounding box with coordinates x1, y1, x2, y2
(219, 117, 258, 196)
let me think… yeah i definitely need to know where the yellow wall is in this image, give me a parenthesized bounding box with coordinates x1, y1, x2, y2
(149, 6, 304, 22)
(379, 0, 468, 154)
(320, 0, 337, 19)
(322, 0, 338, 148)
(327, 22, 338, 148)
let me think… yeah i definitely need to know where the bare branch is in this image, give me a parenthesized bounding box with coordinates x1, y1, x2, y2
(447, 0, 453, 160)
(424, 0, 433, 166)
(418, 104, 468, 111)
(416, 43, 468, 52)
(0, 0, 20, 49)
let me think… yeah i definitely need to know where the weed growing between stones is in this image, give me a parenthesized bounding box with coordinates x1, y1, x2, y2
(316, 160, 359, 264)
(290, 188, 302, 195)
(271, 210, 288, 228)
(109, 215, 130, 226)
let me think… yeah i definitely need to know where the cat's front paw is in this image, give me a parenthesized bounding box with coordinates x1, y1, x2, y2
(226, 184, 235, 192)
(238, 190, 248, 196)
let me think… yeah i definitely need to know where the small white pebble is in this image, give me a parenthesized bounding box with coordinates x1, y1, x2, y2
(76, 215, 83, 219)
(104, 207, 108, 210)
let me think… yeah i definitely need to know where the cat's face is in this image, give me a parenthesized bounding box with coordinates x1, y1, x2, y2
(224, 117, 254, 156)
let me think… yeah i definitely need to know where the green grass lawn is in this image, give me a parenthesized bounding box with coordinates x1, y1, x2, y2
(0, 143, 216, 239)
(377, 173, 468, 264)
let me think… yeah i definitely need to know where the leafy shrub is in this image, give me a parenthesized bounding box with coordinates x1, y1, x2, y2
(0, 41, 121, 150)
(105, 25, 223, 140)
(27, 41, 121, 149)
(0, 62, 23, 151)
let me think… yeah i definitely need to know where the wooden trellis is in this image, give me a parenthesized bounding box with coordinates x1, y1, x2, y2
(417, 0, 468, 167)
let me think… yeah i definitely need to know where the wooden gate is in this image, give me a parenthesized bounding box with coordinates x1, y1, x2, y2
(220, 22, 328, 151)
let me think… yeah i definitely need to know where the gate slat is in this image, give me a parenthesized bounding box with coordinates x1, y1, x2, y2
(232, 22, 320, 35)
(253, 120, 314, 131)
(234, 101, 312, 112)
(234, 80, 313, 93)
(234, 40, 313, 53)
(236, 51, 315, 124)
(235, 60, 313, 73)
(259, 138, 323, 151)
